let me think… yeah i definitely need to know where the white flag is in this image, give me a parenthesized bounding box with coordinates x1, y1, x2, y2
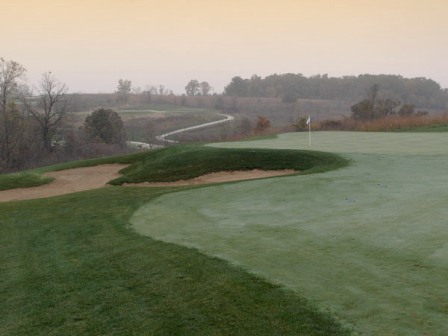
(306, 116, 311, 125)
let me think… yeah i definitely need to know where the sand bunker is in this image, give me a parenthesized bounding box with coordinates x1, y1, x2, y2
(0, 165, 295, 202)
(0, 164, 128, 202)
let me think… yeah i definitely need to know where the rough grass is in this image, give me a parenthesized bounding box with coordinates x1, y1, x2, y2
(317, 114, 448, 132)
(109, 145, 348, 185)
(0, 173, 54, 191)
(0, 187, 351, 336)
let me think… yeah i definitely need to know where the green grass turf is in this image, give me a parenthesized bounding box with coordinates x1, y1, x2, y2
(0, 187, 351, 336)
(395, 124, 448, 132)
(132, 132, 448, 335)
(0, 173, 54, 191)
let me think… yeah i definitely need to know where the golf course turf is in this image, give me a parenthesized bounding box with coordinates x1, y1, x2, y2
(0, 146, 351, 335)
(131, 132, 448, 335)
(2, 132, 447, 335)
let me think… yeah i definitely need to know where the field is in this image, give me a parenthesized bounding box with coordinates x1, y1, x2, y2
(68, 106, 224, 143)
(132, 132, 448, 335)
(1, 131, 447, 335)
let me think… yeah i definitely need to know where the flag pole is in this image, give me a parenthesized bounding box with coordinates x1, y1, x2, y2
(307, 115, 311, 147)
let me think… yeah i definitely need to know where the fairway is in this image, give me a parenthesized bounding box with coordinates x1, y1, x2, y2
(131, 132, 448, 335)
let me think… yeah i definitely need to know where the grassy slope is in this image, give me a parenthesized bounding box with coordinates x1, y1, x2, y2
(110, 145, 348, 185)
(0, 187, 350, 336)
(0, 145, 347, 191)
(0, 173, 54, 191)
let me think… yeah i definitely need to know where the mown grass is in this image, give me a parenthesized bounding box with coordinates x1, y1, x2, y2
(0, 187, 351, 335)
(110, 145, 348, 185)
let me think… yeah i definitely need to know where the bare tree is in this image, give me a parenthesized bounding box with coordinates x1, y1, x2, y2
(254, 116, 270, 134)
(0, 58, 26, 114)
(132, 86, 142, 94)
(116, 79, 132, 103)
(0, 58, 26, 168)
(23, 72, 68, 151)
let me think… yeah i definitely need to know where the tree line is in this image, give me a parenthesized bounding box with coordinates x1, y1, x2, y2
(224, 73, 448, 108)
(0, 58, 127, 173)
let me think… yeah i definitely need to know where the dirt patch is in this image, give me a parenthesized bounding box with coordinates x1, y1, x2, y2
(124, 169, 296, 187)
(0, 165, 296, 202)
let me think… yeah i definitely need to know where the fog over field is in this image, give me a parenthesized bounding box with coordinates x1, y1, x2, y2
(2, 0, 447, 93)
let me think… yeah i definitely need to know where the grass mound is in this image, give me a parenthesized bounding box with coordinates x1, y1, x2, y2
(110, 145, 348, 185)
(1, 145, 347, 191)
(0, 173, 54, 191)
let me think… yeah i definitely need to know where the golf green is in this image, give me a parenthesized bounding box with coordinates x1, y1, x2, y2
(131, 132, 448, 335)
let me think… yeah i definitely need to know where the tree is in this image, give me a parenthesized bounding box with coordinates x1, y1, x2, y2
(0, 58, 26, 114)
(185, 80, 200, 96)
(214, 96, 225, 110)
(0, 58, 26, 167)
(132, 86, 142, 94)
(0, 102, 25, 170)
(239, 117, 252, 135)
(200, 81, 212, 96)
(282, 91, 298, 103)
(224, 76, 249, 96)
(366, 84, 379, 120)
(83, 108, 126, 146)
(220, 73, 448, 109)
(375, 98, 400, 118)
(398, 104, 415, 116)
(158, 85, 167, 95)
(293, 117, 311, 131)
(351, 84, 400, 120)
(254, 116, 270, 134)
(116, 79, 132, 103)
(351, 99, 373, 121)
(23, 72, 68, 151)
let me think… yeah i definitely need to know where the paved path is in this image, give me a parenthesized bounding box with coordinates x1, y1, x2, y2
(156, 113, 234, 143)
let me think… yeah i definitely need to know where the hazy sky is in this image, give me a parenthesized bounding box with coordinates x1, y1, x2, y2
(2, 0, 447, 93)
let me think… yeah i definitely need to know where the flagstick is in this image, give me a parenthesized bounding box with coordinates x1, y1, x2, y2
(308, 116, 311, 147)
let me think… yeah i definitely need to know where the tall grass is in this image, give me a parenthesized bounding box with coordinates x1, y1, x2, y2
(317, 114, 448, 132)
